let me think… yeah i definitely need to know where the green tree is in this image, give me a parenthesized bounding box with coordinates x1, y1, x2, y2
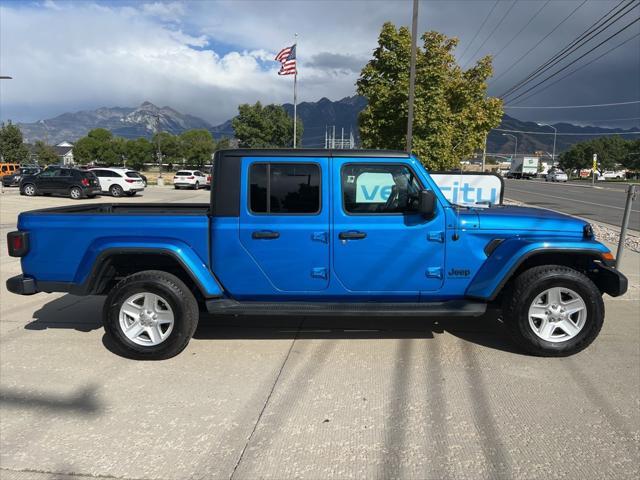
(559, 136, 636, 172)
(0, 121, 29, 163)
(33, 140, 58, 165)
(125, 138, 154, 171)
(356, 23, 503, 170)
(180, 129, 214, 166)
(232, 102, 303, 148)
(621, 139, 640, 171)
(152, 132, 182, 164)
(74, 128, 119, 164)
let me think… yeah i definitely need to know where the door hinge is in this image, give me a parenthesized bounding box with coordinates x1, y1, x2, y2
(312, 231, 328, 243)
(426, 267, 443, 279)
(311, 267, 328, 279)
(427, 231, 444, 243)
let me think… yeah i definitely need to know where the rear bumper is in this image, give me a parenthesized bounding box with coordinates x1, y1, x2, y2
(6, 275, 38, 295)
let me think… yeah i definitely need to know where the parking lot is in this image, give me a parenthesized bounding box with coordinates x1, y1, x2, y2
(1, 186, 639, 480)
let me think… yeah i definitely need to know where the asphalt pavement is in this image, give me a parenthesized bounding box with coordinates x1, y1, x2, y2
(503, 179, 640, 231)
(1, 186, 639, 480)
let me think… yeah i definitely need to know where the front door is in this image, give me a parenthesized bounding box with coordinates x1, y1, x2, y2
(332, 159, 446, 295)
(35, 167, 61, 193)
(239, 158, 330, 292)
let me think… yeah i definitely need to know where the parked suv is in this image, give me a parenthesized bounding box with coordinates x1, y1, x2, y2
(173, 170, 208, 189)
(90, 168, 146, 197)
(2, 166, 42, 187)
(20, 167, 101, 199)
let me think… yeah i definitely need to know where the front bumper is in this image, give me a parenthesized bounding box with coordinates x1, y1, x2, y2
(6, 275, 38, 295)
(592, 264, 628, 297)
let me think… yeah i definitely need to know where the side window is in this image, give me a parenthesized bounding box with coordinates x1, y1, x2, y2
(60, 169, 72, 177)
(249, 163, 320, 214)
(40, 168, 60, 177)
(342, 164, 423, 214)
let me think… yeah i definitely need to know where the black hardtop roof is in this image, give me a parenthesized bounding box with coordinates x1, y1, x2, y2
(216, 148, 410, 159)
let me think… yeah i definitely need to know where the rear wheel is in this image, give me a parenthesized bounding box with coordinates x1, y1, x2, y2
(110, 184, 124, 197)
(103, 270, 199, 360)
(69, 187, 83, 199)
(23, 183, 36, 196)
(503, 265, 604, 357)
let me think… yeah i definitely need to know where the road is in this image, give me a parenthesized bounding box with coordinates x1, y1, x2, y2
(503, 179, 640, 231)
(0, 186, 639, 480)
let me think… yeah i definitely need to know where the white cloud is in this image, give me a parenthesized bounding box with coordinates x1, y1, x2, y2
(142, 1, 185, 19)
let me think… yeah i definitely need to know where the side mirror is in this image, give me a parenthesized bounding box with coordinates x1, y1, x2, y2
(418, 190, 437, 219)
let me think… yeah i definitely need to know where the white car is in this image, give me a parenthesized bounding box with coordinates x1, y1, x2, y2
(546, 170, 568, 182)
(89, 168, 146, 197)
(601, 170, 626, 180)
(173, 170, 208, 189)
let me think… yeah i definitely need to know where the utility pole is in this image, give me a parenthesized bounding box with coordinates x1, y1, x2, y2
(325, 125, 328, 149)
(481, 136, 487, 172)
(538, 123, 557, 165)
(406, 0, 419, 153)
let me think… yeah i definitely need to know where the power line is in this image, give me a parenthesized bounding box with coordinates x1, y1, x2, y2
(509, 31, 640, 105)
(491, 0, 588, 85)
(492, 1, 550, 61)
(493, 128, 640, 136)
(505, 17, 640, 104)
(504, 100, 640, 109)
(462, 0, 519, 69)
(501, 0, 638, 99)
(458, 0, 499, 63)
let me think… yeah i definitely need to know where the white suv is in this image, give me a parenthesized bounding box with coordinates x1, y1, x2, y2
(173, 170, 208, 189)
(90, 168, 146, 197)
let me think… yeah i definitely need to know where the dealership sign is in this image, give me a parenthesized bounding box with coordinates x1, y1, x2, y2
(353, 172, 504, 207)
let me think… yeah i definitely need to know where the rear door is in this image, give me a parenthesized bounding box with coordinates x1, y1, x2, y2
(239, 158, 330, 292)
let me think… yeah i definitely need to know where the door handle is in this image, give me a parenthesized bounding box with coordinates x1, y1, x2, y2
(252, 230, 280, 240)
(339, 231, 367, 240)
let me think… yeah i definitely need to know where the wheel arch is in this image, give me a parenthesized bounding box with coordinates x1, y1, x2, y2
(77, 246, 224, 300)
(467, 243, 611, 301)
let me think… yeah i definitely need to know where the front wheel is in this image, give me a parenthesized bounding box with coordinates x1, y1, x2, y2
(503, 265, 604, 357)
(194, 181, 199, 190)
(103, 270, 199, 360)
(22, 183, 37, 196)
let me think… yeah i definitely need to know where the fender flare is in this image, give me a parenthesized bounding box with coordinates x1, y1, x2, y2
(73, 239, 224, 298)
(466, 238, 609, 301)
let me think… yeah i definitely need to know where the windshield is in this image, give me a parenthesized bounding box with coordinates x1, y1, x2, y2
(175, 171, 191, 176)
(125, 171, 141, 178)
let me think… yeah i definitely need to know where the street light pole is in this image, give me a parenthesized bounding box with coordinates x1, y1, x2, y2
(406, 0, 419, 153)
(538, 123, 557, 165)
(502, 133, 517, 161)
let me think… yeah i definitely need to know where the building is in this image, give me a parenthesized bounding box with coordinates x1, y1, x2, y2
(54, 141, 74, 165)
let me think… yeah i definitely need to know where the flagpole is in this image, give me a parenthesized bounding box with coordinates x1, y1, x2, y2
(293, 33, 298, 149)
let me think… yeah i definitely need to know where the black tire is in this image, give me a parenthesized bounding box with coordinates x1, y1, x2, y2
(174, 186, 180, 190)
(69, 186, 83, 199)
(194, 181, 199, 190)
(503, 265, 604, 357)
(125, 191, 137, 196)
(22, 183, 37, 196)
(110, 184, 124, 197)
(103, 270, 199, 360)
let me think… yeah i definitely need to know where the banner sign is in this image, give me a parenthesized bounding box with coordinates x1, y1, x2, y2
(431, 173, 504, 207)
(351, 171, 504, 207)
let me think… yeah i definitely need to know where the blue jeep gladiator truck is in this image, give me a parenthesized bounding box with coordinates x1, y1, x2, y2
(7, 149, 627, 359)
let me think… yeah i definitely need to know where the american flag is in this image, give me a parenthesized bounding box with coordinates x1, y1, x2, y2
(275, 44, 297, 76)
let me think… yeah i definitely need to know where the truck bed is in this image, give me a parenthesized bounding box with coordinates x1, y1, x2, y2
(17, 203, 211, 286)
(22, 203, 210, 215)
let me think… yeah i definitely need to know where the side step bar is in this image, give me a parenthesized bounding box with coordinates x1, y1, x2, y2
(205, 299, 487, 317)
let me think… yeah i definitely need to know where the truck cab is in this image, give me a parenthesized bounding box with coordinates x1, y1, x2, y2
(7, 149, 627, 359)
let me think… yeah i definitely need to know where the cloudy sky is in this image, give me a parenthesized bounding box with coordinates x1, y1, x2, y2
(1, 0, 638, 127)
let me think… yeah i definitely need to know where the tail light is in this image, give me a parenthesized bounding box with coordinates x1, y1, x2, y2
(188, 176, 195, 179)
(7, 231, 29, 257)
(81, 178, 90, 186)
(125, 179, 135, 183)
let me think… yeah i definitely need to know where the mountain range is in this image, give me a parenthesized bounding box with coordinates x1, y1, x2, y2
(16, 96, 639, 155)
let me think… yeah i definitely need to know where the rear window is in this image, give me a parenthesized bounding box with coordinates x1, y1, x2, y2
(176, 171, 191, 176)
(125, 171, 141, 178)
